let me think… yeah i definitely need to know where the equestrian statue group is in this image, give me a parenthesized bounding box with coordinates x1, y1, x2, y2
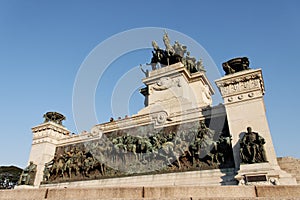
(42, 120, 234, 182)
(148, 31, 205, 74)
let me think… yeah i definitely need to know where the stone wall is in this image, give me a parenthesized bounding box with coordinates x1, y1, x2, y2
(2, 185, 300, 199)
(278, 157, 300, 184)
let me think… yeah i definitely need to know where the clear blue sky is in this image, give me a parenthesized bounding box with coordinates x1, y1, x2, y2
(0, 0, 299, 168)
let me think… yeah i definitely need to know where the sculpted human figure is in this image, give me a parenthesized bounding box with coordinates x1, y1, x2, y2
(196, 59, 205, 72)
(18, 161, 37, 185)
(140, 64, 149, 77)
(150, 40, 164, 70)
(163, 31, 175, 56)
(43, 163, 51, 182)
(240, 127, 267, 164)
(173, 41, 186, 57)
(152, 40, 159, 50)
(185, 52, 196, 72)
(216, 135, 232, 164)
(43, 156, 56, 181)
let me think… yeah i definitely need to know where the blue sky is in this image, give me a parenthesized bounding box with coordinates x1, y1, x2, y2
(0, 1, 299, 168)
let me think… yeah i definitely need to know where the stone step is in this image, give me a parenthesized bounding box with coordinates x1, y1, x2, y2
(76, 198, 300, 200)
(2, 198, 299, 200)
(2, 185, 299, 200)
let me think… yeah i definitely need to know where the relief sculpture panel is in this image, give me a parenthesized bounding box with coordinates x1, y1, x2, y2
(42, 119, 234, 183)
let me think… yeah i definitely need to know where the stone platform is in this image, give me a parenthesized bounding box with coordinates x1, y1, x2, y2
(38, 168, 236, 188)
(1, 185, 300, 200)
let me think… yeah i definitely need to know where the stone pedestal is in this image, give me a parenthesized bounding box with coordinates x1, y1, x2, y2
(28, 122, 70, 186)
(215, 69, 296, 185)
(23, 63, 297, 188)
(138, 62, 214, 116)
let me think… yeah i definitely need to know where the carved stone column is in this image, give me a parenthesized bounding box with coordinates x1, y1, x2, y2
(215, 69, 296, 185)
(28, 122, 70, 187)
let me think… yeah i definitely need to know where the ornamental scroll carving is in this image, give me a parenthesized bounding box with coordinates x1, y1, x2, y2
(216, 72, 264, 97)
(152, 77, 181, 91)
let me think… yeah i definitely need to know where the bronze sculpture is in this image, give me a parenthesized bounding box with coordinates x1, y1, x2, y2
(149, 33, 204, 74)
(42, 120, 234, 183)
(222, 57, 250, 75)
(18, 161, 37, 185)
(43, 111, 66, 125)
(240, 127, 267, 164)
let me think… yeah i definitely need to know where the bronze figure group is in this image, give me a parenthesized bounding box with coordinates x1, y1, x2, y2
(43, 120, 234, 183)
(149, 32, 205, 73)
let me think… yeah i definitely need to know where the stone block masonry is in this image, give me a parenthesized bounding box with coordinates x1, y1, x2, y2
(2, 185, 300, 199)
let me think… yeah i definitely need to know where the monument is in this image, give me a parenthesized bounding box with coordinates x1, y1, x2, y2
(215, 58, 296, 185)
(20, 33, 296, 189)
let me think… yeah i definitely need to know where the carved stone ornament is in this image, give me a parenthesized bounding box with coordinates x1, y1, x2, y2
(216, 73, 264, 96)
(152, 77, 181, 91)
(215, 69, 265, 104)
(154, 111, 168, 125)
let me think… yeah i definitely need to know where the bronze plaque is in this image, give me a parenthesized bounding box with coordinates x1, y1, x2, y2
(246, 175, 267, 182)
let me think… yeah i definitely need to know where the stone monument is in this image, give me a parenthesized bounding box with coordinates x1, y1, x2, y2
(215, 58, 296, 185)
(22, 34, 296, 188)
(25, 112, 70, 186)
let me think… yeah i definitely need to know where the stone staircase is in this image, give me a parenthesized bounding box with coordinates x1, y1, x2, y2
(277, 157, 300, 184)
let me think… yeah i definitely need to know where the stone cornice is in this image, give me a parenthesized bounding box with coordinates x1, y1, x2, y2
(215, 69, 265, 104)
(32, 122, 70, 134)
(144, 62, 215, 95)
(31, 122, 70, 141)
(54, 105, 227, 146)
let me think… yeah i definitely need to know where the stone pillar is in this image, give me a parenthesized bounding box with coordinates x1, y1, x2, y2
(215, 69, 296, 185)
(28, 122, 70, 187)
(215, 69, 276, 167)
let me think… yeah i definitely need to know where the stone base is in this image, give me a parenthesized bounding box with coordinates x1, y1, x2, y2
(40, 168, 236, 188)
(235, 162, 297, 185)
(2, 185, 300, 199)
(14, 185, 38, 189)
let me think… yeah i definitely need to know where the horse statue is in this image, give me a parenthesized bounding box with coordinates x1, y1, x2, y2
(50, 155, 65, 179)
